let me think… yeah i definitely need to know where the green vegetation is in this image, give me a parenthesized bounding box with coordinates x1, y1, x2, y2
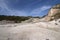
(53, 7, 60, 9)
(53, 13, 60, 19)
(0, 15, 40, 23)
(50, 13, 60, 21)
(52, 4, 60, 9)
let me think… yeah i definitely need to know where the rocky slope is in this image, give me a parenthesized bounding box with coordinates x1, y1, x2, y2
(44, 4, 60, 21)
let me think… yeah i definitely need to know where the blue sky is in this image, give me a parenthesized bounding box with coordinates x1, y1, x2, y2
(0, 0, 60, 17)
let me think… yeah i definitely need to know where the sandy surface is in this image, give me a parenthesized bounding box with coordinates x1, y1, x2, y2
(0, 19, 60, 40)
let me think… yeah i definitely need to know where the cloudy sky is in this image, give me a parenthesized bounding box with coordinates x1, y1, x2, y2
(0, 0, 60, 17)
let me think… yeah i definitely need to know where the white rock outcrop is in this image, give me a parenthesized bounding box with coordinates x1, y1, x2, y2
(43, 4, 60, 21)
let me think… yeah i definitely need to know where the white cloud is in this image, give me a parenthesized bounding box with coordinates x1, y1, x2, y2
(9, 10, 28, 16)
(30, 6, 51, 15)
(0, 0, 28, 16)
(0, 0, 52, 16)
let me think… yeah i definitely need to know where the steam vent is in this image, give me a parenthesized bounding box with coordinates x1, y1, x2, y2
(44, 4, 60, 21)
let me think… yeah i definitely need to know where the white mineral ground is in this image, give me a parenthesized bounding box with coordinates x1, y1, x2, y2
(0, 19, 60, 40)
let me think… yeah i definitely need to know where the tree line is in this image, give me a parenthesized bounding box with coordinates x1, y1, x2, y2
(0, 15, 40, 23)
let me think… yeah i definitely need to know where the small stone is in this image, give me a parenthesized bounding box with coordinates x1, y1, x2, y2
(46, 39, 49, 40)
(59, 20, 60, 22)
(55, 23, 58, 25)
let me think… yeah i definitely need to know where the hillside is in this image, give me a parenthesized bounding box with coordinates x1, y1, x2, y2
(43, 4, 60, 21)
(0, 4, 60, 40)
(0, 15, 40, 23)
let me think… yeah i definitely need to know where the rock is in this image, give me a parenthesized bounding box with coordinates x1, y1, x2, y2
(44, 4, 60, 21)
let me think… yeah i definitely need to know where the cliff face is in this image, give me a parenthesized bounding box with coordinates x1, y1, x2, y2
(44, 4, 60, 21)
